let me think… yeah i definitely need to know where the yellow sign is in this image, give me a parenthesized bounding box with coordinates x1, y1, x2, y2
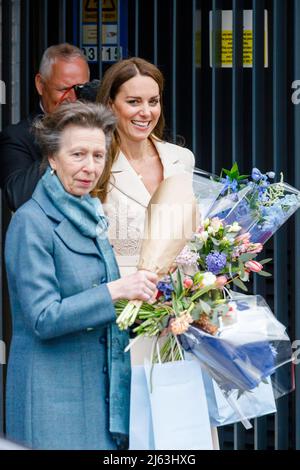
(221, 29, 253, 66)
(210, 10, 268, 68)
(83, 0, 118, 24)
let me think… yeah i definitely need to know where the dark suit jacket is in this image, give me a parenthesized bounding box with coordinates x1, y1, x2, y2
(0, 108, 43, 212)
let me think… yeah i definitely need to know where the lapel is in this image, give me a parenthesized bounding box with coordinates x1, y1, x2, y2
(110, 139, 186, 207)
(110, 151, 150, 208)
(32, 182, 102, 258)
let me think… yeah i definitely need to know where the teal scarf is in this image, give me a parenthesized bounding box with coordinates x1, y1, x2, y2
(42, 167, 131, 448)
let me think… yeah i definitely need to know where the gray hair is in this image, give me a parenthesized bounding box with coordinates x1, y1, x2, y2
(33, 101, 116, 169)
(39, 43, 89, 79)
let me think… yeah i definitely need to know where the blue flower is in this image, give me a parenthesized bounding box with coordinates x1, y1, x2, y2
(220, 176, 239, 195)
(206, 251, 227, 275)
(261, 205, 285, 230)
(157, 281, 174, 301)
(251, 168, 263, 182)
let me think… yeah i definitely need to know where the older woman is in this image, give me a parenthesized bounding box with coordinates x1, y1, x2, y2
(4, 101, 157, 450)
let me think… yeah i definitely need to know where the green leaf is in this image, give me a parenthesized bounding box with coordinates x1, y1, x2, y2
(239, 253, 257, 262)
(231, 162, 239, 173)
(199, 299, 211, 315)
(233, 277, 248, 292)
(258, 258, 273, 265)
(176, 269, 183, 296)
(193, 272, 203, 285)
(238, 174, 249, 180)
(257, 270, 272, 277)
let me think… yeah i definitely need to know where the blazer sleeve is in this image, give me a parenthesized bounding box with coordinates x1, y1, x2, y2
(0, 123, 41, 212)
(5, 207, 116, 340)
(185, 148, 195, 172)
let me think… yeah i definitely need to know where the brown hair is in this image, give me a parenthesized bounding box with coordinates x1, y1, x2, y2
(96, 57, 165, 199)
(32, 101, 116, 201)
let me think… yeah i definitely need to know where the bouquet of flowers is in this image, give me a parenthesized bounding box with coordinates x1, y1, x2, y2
(212, 163, 300, 244)
(115, 164, 299, 428)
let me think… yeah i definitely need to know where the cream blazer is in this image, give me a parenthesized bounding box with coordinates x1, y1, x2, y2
(104, 139, 195, 276)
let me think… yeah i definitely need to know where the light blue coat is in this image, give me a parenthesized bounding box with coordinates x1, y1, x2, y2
(4, 181, 130, 450)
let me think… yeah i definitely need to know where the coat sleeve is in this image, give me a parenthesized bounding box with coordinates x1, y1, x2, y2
(5, 206, 116, 340)
(0, 125, 41, 212)
(186, 148, 195, 172)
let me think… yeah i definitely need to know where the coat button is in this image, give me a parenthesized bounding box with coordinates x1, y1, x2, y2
(105, 397, 109, 404)
(99, 336, 106, 344)
(103, 365, 108, 374)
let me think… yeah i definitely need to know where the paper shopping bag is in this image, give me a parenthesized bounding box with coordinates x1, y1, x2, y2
(129, 365, 155, 450)
(144, 359, 213, 450)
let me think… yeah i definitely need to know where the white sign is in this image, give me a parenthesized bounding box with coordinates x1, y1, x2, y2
(82, 46, 122, 63)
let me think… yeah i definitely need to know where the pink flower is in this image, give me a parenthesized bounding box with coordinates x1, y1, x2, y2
(246, 243, 263, 254)
(235, 232, 251, 244)
(245, 260, 263, 272)
(183, 277, 193, 289)
(215, 275, 228, 288)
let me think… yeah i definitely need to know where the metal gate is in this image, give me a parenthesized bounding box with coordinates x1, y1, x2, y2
(1, 0, 300, 450)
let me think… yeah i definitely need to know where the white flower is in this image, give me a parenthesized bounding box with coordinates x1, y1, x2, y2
(210, 217, 223, 232)
(203, 218, 210, 229)
(227, 221, 242, 233)
(201, 272, 217, 286)
(195, 230, 208, 243)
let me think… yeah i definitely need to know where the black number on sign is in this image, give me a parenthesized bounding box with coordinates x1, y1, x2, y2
(82, 47, 96, 62)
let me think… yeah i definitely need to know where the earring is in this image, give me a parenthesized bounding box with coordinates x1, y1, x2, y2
(50, 168, 55, 176)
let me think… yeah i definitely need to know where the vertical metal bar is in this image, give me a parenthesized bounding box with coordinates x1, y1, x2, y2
(58, 0, 66, 42)
(273, 0, 289, 451)
(251, 0, 267, 450)
(117, 0, 120, 59)
(232, 0, 243, 166)
(191, 0, 196, 154)
(232, 3, 246, 449)
(2, 0, 12, 127)
(0, 196, 3, 435)
(211, 0, 221, 175)
(172, 0, 177, 140)
(0, 1, 3, 434)
(252, 0, 264, 168)
(153, 0, 158, 65)
(43, 0, 48, 50)
(79, 0, 83, 50)
(135, 0, 139, 56)
(252, 0, 264, 295)
(293, 0, 300, 452)
(20, 0, 30, 117)
(97, 0, 103, 79)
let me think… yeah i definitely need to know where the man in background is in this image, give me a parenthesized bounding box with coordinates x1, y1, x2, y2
(0, 43, 90, 211)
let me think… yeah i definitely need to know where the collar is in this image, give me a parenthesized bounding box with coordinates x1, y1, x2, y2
(109, 139, 184, 207)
